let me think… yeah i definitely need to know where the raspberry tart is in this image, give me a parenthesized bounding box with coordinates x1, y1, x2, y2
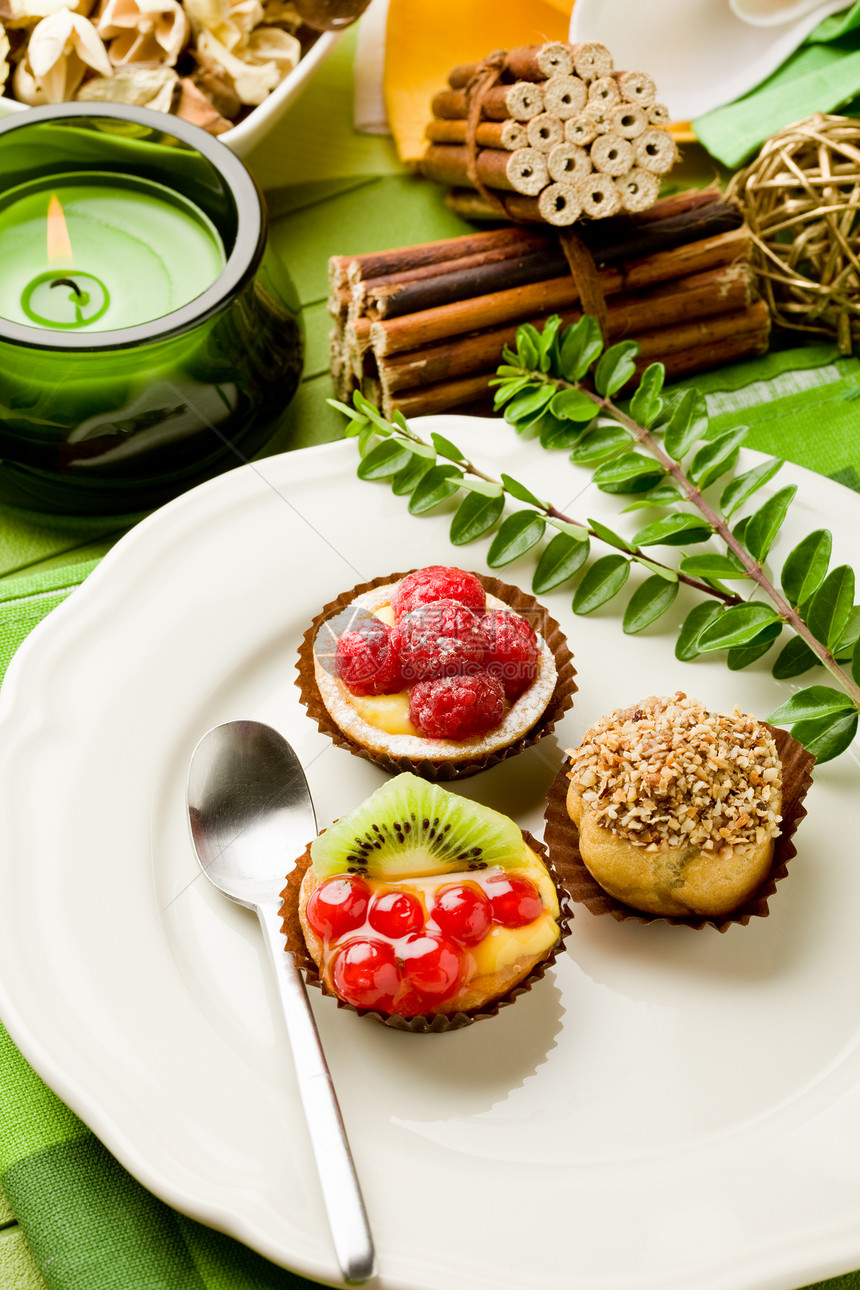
(543, 692, 815, 931)
(280, 773, 570, 1031)
(297, 565, 576, 780)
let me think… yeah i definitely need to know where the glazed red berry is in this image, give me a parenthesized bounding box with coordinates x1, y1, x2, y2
(486, 874, 543, 928)
(409, 672, 505, 740)
(368, 889, 424, 938)
(481, 609, 539, 700)
(306, 876, 370, 940)
(392, 566, 486, 621)
(400, 932, 464, 999)
(431, 883, 492, 945)
(335, 617, 404, 696)
(332, 937, 401, 1012)
(398, 600, 486, 682)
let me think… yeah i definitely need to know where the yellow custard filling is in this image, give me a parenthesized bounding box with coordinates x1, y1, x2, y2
(348, 690, 419, 736)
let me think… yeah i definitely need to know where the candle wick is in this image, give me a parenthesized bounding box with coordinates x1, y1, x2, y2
(49, 277, 83, 299)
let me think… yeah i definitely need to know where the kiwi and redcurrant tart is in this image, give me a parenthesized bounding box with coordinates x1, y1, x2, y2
(280, 773, 571, 1031)
(296, 564, 576, 780)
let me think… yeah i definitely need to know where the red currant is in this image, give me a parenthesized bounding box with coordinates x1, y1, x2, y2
(331, 937, 401, 1012)
(368, 889, 424, 938)
(430, 883, 492, 946)
(306, 876, 370, 940)
(400, 933, 464, 1000)
(486, 874, 543, 928)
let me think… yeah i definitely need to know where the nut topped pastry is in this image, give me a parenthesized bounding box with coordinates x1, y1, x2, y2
(565, 693, 784, 917)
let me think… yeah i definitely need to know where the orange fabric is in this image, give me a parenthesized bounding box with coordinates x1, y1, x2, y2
(384, 0, 574, 164)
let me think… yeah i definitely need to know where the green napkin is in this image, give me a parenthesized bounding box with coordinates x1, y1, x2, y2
(694, 2, 860, 166)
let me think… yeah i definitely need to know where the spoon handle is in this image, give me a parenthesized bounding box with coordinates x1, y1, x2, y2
(257, 899, 377, 1285)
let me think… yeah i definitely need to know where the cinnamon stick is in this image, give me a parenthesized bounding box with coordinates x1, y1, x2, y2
(342, 225, 541, 284)
(448, 43, 576, 86)
(421, 143, 549, 196)
(367, 227, 752, 356)
(424, 118, 528, 150)
(382, 305, 769, 417)
(374, 264, 756, 394)
(431, 83, 544, 122)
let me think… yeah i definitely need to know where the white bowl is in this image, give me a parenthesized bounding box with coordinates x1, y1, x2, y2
(570, 0, 851, 121)
(0, 26, 341, 158)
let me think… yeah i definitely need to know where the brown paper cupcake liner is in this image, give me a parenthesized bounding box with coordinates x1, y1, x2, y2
(543, 723, 815, 933)
(279, 829, 572, 1032)
(295, 569, 577, 781)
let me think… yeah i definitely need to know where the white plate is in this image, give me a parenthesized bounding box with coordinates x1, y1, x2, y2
(570, 0, 850, 121)
(0, 29, 340, 157)
(1, 418, 859, 1290)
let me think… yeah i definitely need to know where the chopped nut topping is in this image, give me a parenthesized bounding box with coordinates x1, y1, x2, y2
(567, 693, 782, 852)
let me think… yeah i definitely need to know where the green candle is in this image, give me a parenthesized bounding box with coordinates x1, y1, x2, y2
(0, 171, 226, 332)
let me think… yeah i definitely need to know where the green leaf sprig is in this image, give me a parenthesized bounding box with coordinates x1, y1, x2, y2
(329, 317, 860, 764)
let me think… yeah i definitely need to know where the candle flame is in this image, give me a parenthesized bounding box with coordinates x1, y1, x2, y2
(46, 194, 73, 266)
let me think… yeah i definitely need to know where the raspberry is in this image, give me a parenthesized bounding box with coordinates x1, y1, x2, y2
(335, 617, 404, 696)
(481, 609, 539, 700)
(409, 673, 505, 739)
(398, 600, 486, 682)
(392, 566, 486, 621)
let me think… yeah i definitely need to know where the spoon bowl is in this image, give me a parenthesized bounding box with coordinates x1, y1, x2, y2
(187, 720, 376, 1285)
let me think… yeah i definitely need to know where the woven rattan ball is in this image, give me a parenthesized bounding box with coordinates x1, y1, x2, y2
(728, 114, 860, 353)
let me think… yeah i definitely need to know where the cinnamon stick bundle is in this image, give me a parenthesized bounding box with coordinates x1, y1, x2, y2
(329, 190, 769, 420)
(421, 40, 678, 227)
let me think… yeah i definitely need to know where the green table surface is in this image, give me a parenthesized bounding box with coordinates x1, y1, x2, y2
(1, 19, 860, 1290)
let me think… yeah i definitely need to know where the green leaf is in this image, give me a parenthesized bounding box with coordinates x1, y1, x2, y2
(675, 601, 724, 660)
(594, 340, 639, 397)
(572, 554, 630, 614)
(449, 490, 505, 545)
(635, 557, 678, 582)
(487, 509, 546, 567)
(680, 553, 750, 580)
(726, 622, 782, 670)
(326, 397, 368, 427)
(720, 456, 784, 517)
(633, 513, 713, 547)
(532, 532, 591, 593)
(696, 602, 781, 650)
(621, 483, 684, 512)
(588, 517, 633, 553)
(357, 423, 375, 457)
(628, 363, 665, 428)
(805, 564, 855, 651)
(408, 464, 462, 514)
(430, 431, 468, 463)
(688, 426, 747, 489)
(546, 516, 590, 540)
(622, 575, 679, 634)
(391, 453, 434, 496)
(500, 473, 546, 508)
(352, 391, 394, 434)
(788, 711, 858, 764)
(515, 326, 539, 369)
(492, 375, 532, 408)
(661, 388, 709, 461)
(540, 414, 591, 451)
(536, 314, 563, 372)
(743, 486, 797, 563)
(853, 635, 860, 686)
(568, 424, 631, 465)
(593, 451, 665, 494)
(767, 684, 856, 725)
(456, 476, 505, 498)
(356, 439, 415, 480)
(504, 384, 556, 426)
(780, 529, 832, 607)
(835, 607, 860, 654)
(549, 387, 599, 421)
(559, 315, 603, 382)
(772, 635, 818, 679)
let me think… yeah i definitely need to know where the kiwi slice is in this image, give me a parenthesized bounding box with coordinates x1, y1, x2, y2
(310, 772, 527, 880)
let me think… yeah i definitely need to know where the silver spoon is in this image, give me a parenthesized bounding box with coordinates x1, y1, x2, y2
(187, 720, 376, 1285)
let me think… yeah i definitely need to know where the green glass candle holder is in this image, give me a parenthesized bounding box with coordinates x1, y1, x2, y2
(0, 103, 303, 515)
